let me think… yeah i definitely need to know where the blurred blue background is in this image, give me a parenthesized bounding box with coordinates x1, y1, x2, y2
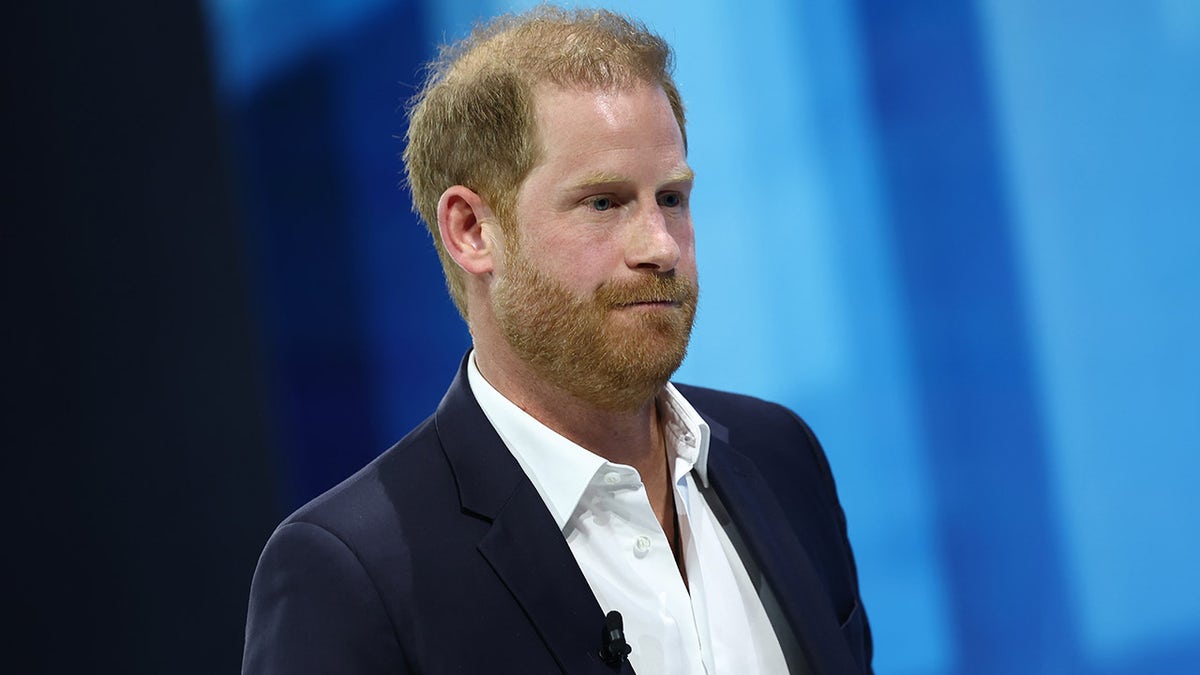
(202, 1, 1199, 672)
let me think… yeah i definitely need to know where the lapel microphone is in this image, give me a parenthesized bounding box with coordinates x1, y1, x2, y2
(599, 610, 632, 666)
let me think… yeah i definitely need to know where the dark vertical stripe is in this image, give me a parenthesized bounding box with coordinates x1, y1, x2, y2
(226, 1, 462, 510)
(7, 1, 278, 672)
(850, 2, 1079, 671)
(328, 1, 473, 446)
(233, 61, 382, 508)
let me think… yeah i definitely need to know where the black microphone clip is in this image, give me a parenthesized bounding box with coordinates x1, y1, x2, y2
(599, 610, 632, 667)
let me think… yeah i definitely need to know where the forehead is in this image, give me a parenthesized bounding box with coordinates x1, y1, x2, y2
(526, 82, 688, 175)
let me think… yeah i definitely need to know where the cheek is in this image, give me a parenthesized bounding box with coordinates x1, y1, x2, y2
(679, 253, 699, 282)
(534, 223, 622, 263)
(529, 238, 622, 293)
(674, 227, 698, 271)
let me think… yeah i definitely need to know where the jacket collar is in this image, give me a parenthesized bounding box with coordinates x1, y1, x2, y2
(702, 413, 862, 674)
(432, 355, 634, 674)
(431, 354, 859, 673)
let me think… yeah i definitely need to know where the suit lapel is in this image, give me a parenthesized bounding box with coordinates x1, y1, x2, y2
(479, 483, 635, 674)
(433, 357, 633, 674)
(705, 420, 860, 674)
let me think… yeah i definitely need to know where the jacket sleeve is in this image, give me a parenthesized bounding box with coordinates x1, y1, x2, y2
(242, 521, 409, 674)
(787, 407, 873, 673)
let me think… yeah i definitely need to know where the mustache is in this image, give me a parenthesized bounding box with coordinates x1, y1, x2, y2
(594, 273, 698, 307)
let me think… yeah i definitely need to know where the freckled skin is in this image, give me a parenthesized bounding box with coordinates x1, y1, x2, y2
(467, 82, 699, 540)
(507, 83, 697, 303)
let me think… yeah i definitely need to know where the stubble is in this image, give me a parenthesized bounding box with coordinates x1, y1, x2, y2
(491, 248, 699, 412)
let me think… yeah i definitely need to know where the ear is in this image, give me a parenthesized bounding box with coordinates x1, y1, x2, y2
(437, 185, 503, 276)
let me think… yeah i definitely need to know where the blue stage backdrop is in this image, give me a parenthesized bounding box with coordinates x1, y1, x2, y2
(203, 1, 1200, 673)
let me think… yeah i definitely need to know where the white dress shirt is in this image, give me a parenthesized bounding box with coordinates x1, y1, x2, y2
(468, 354, 789, 674)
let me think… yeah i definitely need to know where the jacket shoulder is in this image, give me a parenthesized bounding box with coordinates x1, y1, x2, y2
(279, 414, 451, 539)
(673, 383, 796, 419)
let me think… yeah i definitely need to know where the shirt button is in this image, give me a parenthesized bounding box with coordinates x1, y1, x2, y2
(682, 432, 695, 445)
(603, 472, 621, 485)
(634, 535, 652, 555)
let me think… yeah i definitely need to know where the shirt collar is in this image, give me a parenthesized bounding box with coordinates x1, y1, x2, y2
(659, 381, 711, 487)
(466, 351, 712, 530)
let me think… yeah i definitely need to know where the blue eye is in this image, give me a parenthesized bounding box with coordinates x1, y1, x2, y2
(659, 193, 682, 208)
(590, 196, 614, 211)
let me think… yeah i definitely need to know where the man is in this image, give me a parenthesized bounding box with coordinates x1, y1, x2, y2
(244, 7, 871, 674)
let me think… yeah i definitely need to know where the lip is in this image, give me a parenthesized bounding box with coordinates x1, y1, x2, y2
(616, 300, 681, 309)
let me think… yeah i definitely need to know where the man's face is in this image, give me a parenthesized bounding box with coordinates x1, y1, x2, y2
(490, 82, 699, 411)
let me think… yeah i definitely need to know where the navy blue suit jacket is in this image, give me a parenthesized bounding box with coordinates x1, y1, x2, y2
(243, 357, 872, 673)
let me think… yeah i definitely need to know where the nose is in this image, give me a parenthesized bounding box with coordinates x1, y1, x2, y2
(625, 203, 682, 272)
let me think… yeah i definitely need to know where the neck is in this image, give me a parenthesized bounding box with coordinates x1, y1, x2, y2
(473, 335, 682, 576)
(473, 343, 664, 469)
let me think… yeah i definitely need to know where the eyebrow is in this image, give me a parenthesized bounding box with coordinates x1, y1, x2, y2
(665, 166, 696, 184)
(567, 166, 695, 192)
